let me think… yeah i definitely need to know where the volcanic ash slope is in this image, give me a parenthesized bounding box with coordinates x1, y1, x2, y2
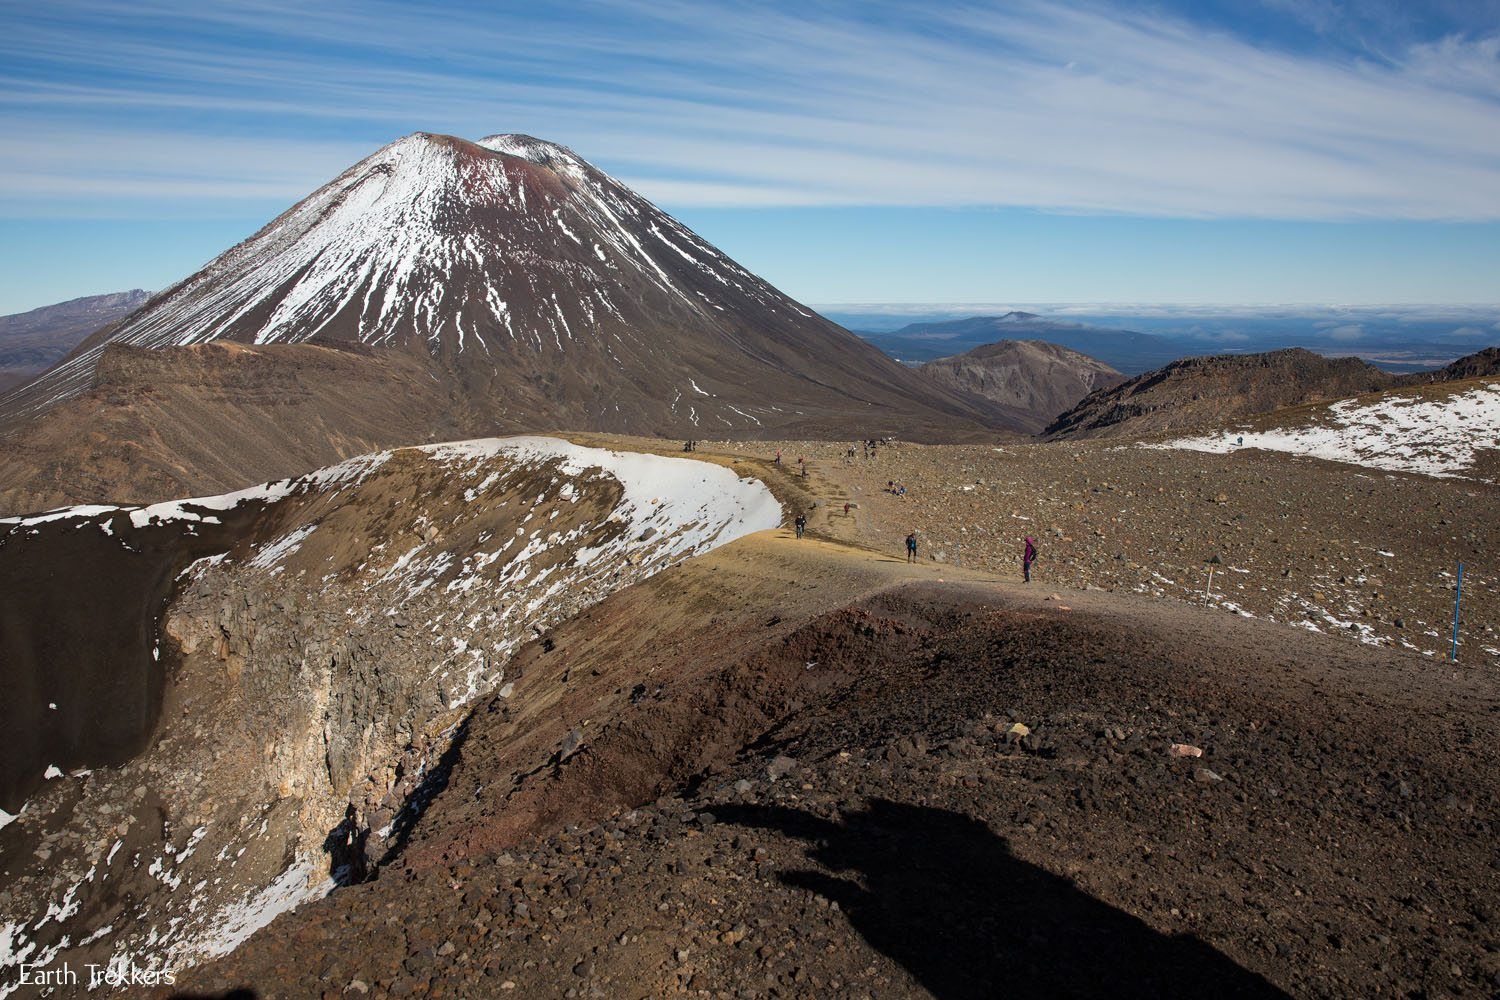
(1, 132, 990, 445)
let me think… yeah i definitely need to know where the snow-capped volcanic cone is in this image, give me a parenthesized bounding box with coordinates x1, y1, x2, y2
(2, 133, 990, 440)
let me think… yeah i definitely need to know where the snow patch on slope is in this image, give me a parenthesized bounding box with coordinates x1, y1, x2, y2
(1149, 381, 1500, 479)
(189, 857, 331, 961)
(424, 436, 780, 555)
(3, 130, 824, 427)
(1, 438, 780, 984)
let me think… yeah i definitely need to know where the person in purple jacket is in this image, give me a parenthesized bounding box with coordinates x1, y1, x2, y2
(1023, 537, 1038, 583)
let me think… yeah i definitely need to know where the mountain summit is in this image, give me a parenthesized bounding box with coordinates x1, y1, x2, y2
(4, 132, 989, 443)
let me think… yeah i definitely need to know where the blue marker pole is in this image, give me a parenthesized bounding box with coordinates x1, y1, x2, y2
(1450, 563, 1464, 663)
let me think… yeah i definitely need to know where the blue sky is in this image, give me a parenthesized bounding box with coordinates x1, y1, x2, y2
(1, 0, 1498, 313)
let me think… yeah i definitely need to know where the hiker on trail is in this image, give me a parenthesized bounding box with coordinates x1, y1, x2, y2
(775, 449, 782, 465)
(795, 513, 807, 539)
(906, 531, 918, 564)
(1023, 536, 1038, 583)
(843, 502, 851, 517)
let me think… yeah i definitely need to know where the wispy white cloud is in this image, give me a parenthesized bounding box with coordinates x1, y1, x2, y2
(0, 0, 1497, 219)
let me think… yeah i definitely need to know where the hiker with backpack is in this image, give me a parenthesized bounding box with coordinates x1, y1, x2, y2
(1023, 536, 1038, 583)
(795, 513, 808, 539)
(905, 531, 918, 564)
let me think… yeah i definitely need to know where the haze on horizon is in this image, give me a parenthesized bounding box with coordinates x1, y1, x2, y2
(1, 0, 1498, 313)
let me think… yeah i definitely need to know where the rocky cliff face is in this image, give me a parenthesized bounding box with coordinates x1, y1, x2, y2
(0, 439, 779, 987)
(1044, 348, 1395, 440)
(918, 339, 1124, 434)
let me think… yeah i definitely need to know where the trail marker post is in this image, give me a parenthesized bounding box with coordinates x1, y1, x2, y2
(1205, 566, 1215, 601)
(1451, 562, 1464, 663)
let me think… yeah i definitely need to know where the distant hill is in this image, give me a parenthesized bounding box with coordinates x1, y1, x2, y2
(0, 289, 150, 389)
(860, 313, 1185, 374)
(1045, 347, 1395, 440)
(918, 339, 1124, 434)
(1399, 346, 1500, 385)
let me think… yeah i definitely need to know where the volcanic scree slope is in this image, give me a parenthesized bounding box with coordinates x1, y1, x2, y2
(1, 134, 990, 448)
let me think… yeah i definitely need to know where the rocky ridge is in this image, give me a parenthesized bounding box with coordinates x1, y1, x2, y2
(0, 340, 467, 513)
(1401, 346, 1500, 385)
(1045, 348, 1396, 440)
(168, 544, 1499, 999)
(0, 438, 779, 990)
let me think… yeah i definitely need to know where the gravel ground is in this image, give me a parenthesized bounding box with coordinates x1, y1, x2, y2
(731, 438, 1497, 667)
(168, 525, 1499, 999)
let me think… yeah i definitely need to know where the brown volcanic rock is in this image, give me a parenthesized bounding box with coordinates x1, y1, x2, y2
(0, 289, 150, 387)
(1044, 347, 1394, 439)
(0, 439, 776, 980)
(0, 340, 470, 511)
(8, 440, 1496, 998)
(170, 521, 1498, 1000)
(919, 338, 1124, 433)
(1, 133, 993, 461)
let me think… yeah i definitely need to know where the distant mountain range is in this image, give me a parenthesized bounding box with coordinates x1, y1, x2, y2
(827, 305, 1499, 376)
(0, 289, 151, 391)
(854, 312, 1187, 374)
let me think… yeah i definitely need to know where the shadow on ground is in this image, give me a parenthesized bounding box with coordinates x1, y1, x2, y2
(372, 712, 475, 870)
(717, 798, 1287, 999)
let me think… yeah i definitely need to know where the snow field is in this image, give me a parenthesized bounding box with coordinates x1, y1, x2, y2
(1151, 381, 1500, 479)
